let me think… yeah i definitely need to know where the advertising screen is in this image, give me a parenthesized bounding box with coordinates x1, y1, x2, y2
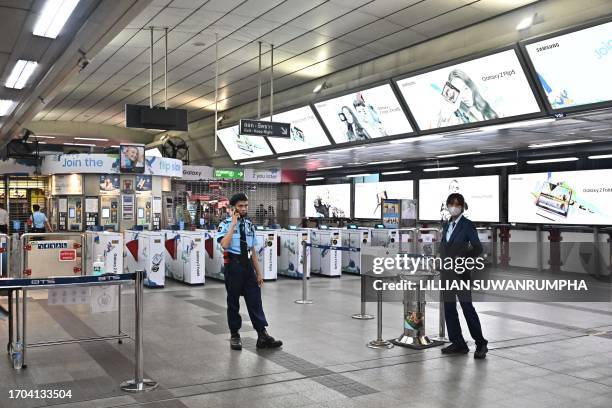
(262, 106, 330, 153)
(354, 180, 414, 219)
(525, 21, 612, 110)
(396, 50, 540, 131)
(305, 184, 351, 218)
(99, 175, 120, 195)
(419, 176, 500, 222)
(135, 175, 152, 192)
(508, 170, 612, 225)
(217, 125, 273, 160)
(314, 84, 413, 143)
(120, 144, 145, 173)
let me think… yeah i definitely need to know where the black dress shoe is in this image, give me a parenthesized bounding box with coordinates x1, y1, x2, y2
(474, 343, 488, 359)
(230, 333, 242, 350)
(441, 342, 469, 355)
(256, 331, 283, 349)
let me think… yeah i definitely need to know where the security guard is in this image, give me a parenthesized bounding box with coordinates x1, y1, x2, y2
(217, 193, 283, 350)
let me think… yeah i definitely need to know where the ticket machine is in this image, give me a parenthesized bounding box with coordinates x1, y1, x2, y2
(278, 226, 310, 279)
(255, 227, 278, 281)
(310, 225, 342, 277)
(136, 195, 152, 230)
(84, 197, 99, 230)
(342, 225, 369, 275)
(66, 196, 83, 231)
(100, 196, 120, 231)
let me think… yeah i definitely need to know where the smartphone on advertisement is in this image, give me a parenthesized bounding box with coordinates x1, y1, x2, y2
(535, 181, 572, 220)
(441, 81, 461, 105)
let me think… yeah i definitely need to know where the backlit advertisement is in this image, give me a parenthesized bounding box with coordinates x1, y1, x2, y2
(525, 21, 612, 110)
(419, 176, 499, 222)
(314, 84, 413, 143)
(508, 170, 612, 225)
(354, 180, 414, 219)
(305, 184, 351, 218)
(263, 106, 330, 153)
(396, 50, 540, 130)
(217, 125, 273, 160)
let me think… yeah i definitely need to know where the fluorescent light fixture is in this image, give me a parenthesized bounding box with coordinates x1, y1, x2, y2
(146, 148, 163, 157)
(389, 135, 443, 144)
(333, 146, 365, 153)
(346, 173, 374, 178)
(313, 81, 328, 94)
(474, 162, 517, 168)
(588, 154, 612, 160)
(367, 159, 401, 165)
(5, 60, 38, 89)
(110, 145, 120, 148)
(0, 99, 16, 116)
(306, 177, 324, 181)
(437, 151, 480, 158)
(381, 170, 412, 175)
(240, 160, 265, 165)
(516, 15, 534, 30)
(74, 137, 109, 142)
(33, 0, 80, 39)
(423, 166, 459, 172)
(31, 135, 55, 139)
(217, 115, 224, 122)
(64, 142, 96, 147)
(317, 165, 343, 170)
(481, 118, 555, 132)
(526, 157, 578, 164)
(528, 139, 591, 148)
(278, 153, 306, 160)
(26, 141, 47, 144)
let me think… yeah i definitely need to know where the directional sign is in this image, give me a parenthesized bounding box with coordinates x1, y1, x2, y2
(214, 168, 244, 180)
(240, 119, 291, 138)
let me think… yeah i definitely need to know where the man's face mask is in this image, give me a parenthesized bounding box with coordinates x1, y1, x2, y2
(447, 206, 462, 217)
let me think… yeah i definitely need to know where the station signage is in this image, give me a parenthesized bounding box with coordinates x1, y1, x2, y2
(213, 169, 244, 180)
(239, 119, 291, 138)
(41, 154, 182, 178)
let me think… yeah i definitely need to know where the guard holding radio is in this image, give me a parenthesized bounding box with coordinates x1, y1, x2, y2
(218, 193, 283, 351)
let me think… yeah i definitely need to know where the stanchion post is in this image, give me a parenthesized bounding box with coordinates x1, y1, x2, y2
(367, 287, 393, 349)
(437, 290, 447, 341)
(121, 270, 158, 392)
(295, 241, 312, 304)
(352, 274, 374, 320)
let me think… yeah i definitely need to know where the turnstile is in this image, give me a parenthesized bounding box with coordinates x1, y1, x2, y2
(278, 229, 310, 279)
(310, 229, 342, 277)
(164, 230, 205, 285)
(255, 229, 278, 281)
(342, 228, 369, 274)
(124, 230, 165, 288)
(85, 231, 123, 275)
(416, 228, 441, 256)
(202, 230, 225, 281)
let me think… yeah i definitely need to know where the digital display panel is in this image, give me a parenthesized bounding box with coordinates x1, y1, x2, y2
(263, 106, 330, 153)
(305, 184, 351, 218)
(418, 176, 499, 222)
(217, 125, 273, 160)
(525, 21, 612, 110)
(396, 50, 540, 130)
(135, 175, 152, 192)
(120, 144, 145, 173)
(99, 175, 120, 195)
(508, 170, 612, 225)
(314, 84, 413, 143)
(354, 180, 414, 219)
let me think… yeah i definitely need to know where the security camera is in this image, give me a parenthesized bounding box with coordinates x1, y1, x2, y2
(77, 56, 90, 71)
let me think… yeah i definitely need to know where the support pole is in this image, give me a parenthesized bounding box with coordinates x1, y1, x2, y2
(164, 27, 168, 109)
(352, 274, 374, 319)
(214, 32, 219, 152)
(149, 27, 153, 109)
(593, 226, 600, 277)
(367, 289, 393, 349)
(257, 41, 262, 119)
(121, 270, 158, 392)
(536, 225, 543, 272)
(295, 241, 312, 304)
(270, 44, 274, 121)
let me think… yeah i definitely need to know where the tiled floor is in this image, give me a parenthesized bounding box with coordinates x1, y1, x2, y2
(1, 273, 611, 408)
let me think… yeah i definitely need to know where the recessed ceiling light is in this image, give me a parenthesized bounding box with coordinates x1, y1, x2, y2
(33, 0, 80, 39)
(63, 142, 96, 147)
(516, 15, 534, 31)
(528, 139, 591, 148)
(588, 154, 612, 160)
(31, 135, 55, 139)
(240, 160, 265, 165)
(436, 151, 480, 158)
(423, 166, 459, 172)
(110, 145, 120, 148)
(367, 159, 401, 165)
(74, 137, 109, 142)
(474, 162, 517, 168)
(0, 99, 16, 116)
(5, 60, 38, 89)
(317, 165, 343, 170)
(526, 157, 579, 164)
(381, 170, 412, 175)
(306, 177, 324, 181)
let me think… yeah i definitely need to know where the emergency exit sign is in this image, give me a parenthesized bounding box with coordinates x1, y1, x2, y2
(214, 169, 244, 180)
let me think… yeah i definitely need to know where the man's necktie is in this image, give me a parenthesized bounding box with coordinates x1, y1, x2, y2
(239, 220, 249, 266)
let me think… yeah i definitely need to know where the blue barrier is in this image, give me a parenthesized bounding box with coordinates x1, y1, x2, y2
(304, 243, 361, 252)
(0, 273, 136, 288)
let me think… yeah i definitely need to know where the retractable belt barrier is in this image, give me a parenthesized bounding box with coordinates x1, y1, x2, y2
(305, 243, 361, 252)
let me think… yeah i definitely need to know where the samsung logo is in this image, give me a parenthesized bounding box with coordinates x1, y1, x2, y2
(536, 43, 559, 52)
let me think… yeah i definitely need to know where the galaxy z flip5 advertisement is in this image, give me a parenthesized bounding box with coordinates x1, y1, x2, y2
(217, 125, 273, 160)
(396, 50, 540, 130)
(263, 106, 330, 153)
(525, 21, 612, 110)
(508, 169, 612, 225)
(314, 84, 413, 143)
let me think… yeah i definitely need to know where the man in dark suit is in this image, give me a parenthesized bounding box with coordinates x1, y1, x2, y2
(439, 193, 488, 359)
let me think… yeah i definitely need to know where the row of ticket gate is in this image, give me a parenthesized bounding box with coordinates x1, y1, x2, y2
(0, 226, 495, 287)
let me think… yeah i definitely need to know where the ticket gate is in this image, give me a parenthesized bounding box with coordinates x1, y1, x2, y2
(370, 226, 399, 249)
(255, 229, 278, 281)
(398, 228, 417, 254)
(278, 228, 310, 279)
(124, 230, 165, 288)
(416, 228, 441, 256)
(202, 230, 225, 281)
(85, 231, 123, 275)
(342, 228, 369, 275)
(164, 230, 205, 285)
(476, 227, 494, 263)
(310, 229, 342, 277)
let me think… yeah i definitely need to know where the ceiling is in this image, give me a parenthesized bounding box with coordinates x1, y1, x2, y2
(28, 0, 540, 142)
